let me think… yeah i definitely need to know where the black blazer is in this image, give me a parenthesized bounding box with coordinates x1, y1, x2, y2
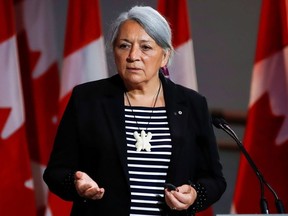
(43, 73, 226, 216)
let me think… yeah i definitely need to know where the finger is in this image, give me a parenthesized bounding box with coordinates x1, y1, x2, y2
(173, 187, 196, 208)
(77, 183, 93, 195)
(165, 189, 181, 209)
(91, 188, 105, 200)
(165, 188, 194, 210)
(85, 187, 104, 199)
(74, 171, 84, 180)
(81, 186, 105, 199)
(176, 184, 191, 193)
(85, 187, 100, 197)
(75, 172, 99, 188)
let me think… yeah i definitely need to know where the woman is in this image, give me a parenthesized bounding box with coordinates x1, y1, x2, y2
(43, 5, 226, 216)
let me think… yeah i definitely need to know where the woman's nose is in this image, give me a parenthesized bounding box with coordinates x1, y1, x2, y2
(127, 46, 140, 62)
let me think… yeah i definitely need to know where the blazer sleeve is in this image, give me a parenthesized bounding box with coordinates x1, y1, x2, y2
(190, 96, 227, 213)
(43, 87, 81, 201)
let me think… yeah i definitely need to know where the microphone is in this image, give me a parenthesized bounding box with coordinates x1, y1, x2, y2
(212, 117, 286, 214)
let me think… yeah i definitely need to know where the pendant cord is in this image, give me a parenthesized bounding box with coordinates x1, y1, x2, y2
(125, 81, 162, 132)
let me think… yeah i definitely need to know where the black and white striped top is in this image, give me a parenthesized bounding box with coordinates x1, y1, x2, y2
(124, 106, 172, 216)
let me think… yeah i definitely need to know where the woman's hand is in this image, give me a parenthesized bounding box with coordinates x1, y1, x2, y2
(74, 171, 105, 200)
(165, 184, 197, 211)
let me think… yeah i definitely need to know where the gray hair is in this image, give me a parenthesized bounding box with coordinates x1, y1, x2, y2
(110, 6, 174, 62)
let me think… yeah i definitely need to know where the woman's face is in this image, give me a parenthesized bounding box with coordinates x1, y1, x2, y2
(113, 20, 169, 86)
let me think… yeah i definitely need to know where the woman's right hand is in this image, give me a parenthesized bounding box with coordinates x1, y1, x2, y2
(74, 171, 105, 200)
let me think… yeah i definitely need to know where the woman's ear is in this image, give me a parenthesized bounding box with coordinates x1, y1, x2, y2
(161, 50, 171, 67)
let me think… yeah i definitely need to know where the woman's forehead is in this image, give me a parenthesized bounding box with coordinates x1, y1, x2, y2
(116, 20, 155, 42)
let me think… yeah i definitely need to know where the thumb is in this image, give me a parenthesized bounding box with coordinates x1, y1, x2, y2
(74, 171, 84, 180)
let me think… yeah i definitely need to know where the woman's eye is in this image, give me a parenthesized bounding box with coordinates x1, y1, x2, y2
(141, 45, 152, 50)
(119, 44, 130, 49)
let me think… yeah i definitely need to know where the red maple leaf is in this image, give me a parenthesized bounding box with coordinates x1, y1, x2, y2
(16, 26, 70, 215)
(0, 108, 11, 136)
(16, 29, 60, 165)
(234, 92, 288, 213)
(0, 108, 37, 215)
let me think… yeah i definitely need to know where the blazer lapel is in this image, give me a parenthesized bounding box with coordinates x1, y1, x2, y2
(161, 74, 189, 181)
(161, 74, 189, 146)
(102, 78, 130, 186)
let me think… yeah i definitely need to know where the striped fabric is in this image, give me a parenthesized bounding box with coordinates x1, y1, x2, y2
(124, 107, 172, 216)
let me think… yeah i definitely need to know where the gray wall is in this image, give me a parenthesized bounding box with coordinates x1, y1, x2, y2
(53, 0, 262, 214)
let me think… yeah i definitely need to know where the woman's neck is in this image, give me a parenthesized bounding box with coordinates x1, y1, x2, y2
(124, 80, 164, 107)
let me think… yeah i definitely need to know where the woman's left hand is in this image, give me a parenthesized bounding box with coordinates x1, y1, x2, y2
(164, 184, 197, 211)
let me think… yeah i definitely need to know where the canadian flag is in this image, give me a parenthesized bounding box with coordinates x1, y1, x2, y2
(0, 1, 36, 215)
(158, 1, 214, 215)
(232, 0, 288, 213)
(59, 0, 108, 117)
(13, 0, 70, 215)
(157, 0, 198, 91)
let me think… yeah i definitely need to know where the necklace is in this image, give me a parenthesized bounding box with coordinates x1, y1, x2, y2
(125, 82, 162, 152)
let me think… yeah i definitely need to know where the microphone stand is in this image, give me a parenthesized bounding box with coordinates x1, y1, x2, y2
(212, 117, 286, 214)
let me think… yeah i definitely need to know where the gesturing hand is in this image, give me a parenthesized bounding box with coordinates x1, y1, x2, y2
(165, 184, 197, 211)
(74, 171, 105, 200)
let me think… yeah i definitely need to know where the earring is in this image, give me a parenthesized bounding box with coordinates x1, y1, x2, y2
(161, 66, 170, 78)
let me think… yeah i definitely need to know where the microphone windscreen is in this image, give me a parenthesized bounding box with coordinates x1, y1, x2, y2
(212, 117, 222, 128)
(219, 118, 229, 126)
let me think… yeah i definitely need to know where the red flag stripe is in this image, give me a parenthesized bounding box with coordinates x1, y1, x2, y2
(157, 0, 198, 91)
(59, 0, 108, 119)
(255, 0, 288, 62)
(0, 1, 14, 43)
(14, 0, 69, 214)
(0, 1, 37, 215)
(64, 0, 102, 57)
(158, 0, 191, 48)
